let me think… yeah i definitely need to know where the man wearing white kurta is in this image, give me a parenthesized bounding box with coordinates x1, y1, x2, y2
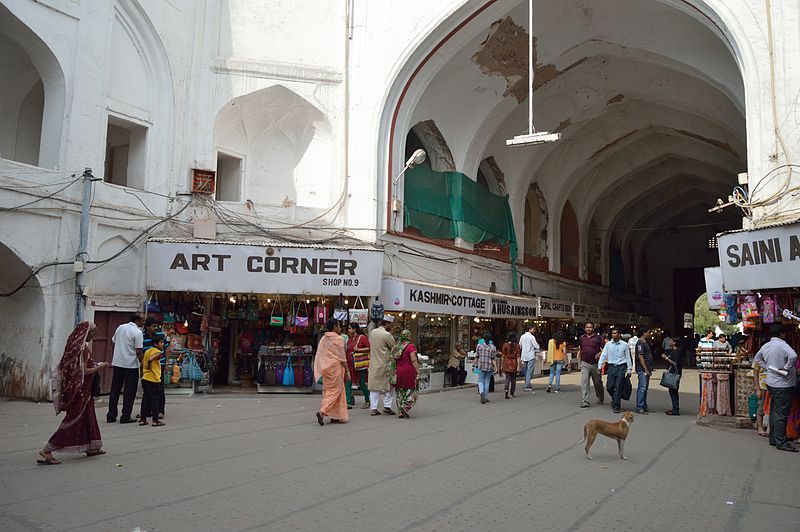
(368, 316, 397, 415)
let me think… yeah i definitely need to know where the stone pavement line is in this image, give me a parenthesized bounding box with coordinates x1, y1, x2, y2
(396, 438, 588, 532)
(563, 423, 693, 532)
(724, 453, 761, 531)
(51, 392, 556, 531)
(240, 410, 586, 531)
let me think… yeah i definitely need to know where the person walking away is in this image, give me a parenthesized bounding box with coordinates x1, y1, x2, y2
(345, 323, 371, 409)
(39, 322, 109, 464)
(519, 324, 540, 392)
(315, 319, 350, 425)
(597, 329, 632, 414)
(662, 336, 683, 415)
(753, 324, 798, 452)
(635, 328, 655, 415)
(546, 331, 567, 393)
(368, 316, 398, 416)
(107, 313, 144, 424)
(392, 330, 420, 418)
(501, 333, 521, 399)
(476, 333, 497, 404)
(139, 337, 165, 427)
(661, 330, 673, 359)
(446, 341, 468, 387)
(578, 322, 605, 407)
(141, 318, 168, 420)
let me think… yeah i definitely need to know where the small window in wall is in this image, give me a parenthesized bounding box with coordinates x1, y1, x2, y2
(216, 152, 242, 201)
(104, 116, 147, 189)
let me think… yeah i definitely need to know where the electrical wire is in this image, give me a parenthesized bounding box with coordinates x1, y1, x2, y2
(0, 177, 82, 212)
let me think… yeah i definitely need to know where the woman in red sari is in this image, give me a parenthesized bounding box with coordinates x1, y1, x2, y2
(38, 322, 108, 464)
(392, 329, 420, 419)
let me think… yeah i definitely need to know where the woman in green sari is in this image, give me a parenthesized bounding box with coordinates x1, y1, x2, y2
(392, 330, 420, 418)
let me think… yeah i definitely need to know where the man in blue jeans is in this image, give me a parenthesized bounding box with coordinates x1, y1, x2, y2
(519, 324, 540, 392)
(635, 328, 654, 415)
(754, 324, 798, 452)
(475, 334, 497, 404)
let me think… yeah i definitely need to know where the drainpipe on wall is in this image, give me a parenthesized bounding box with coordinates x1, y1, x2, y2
(74, 167, 97, 326)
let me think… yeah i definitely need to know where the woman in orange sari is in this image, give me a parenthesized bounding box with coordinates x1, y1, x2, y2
(39, 321, 109, 464)
(315, 319, 350, 426)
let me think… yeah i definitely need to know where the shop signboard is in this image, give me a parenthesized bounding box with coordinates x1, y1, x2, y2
(599, 309, 633, 324)
(683, 313, 693, 329)
(717, 222, 800, 291)
(537, 298, 573, 319)
(381, 277, 489, 316)
(489, 296, 538, 320)
(146, 241, 383, 295)
(572, 304, 601, 322)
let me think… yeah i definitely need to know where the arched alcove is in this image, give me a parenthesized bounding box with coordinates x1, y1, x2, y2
(0, 5, 66, 168)
(524, 183, 548, 266)
(407, 120, 455, 172)
(559, 200, 579, 278)
(0, 243, 46, 399)
(214, 85, 334, 208)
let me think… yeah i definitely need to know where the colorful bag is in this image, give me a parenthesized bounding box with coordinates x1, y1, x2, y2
(270, 299, 284, 326)
(314, 304, 328, 324)
(170, 364, 181, 384)
(282, 356, 294, 386)
(302, 365, 313, 386)
(762, 296, 776, 323)
(348, 297, 369, 327)
(294, 301, 309, 327)
(146, 292, 161, 314)
(187, 334, 203, 351)
(353, 351, 370, 371)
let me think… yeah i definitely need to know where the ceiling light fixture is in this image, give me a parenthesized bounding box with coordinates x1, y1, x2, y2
(506, 0, 561, 147)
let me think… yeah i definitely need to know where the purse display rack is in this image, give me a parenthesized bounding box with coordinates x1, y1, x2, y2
(163, 347, 208, 396)
(255, 345, 315, 394)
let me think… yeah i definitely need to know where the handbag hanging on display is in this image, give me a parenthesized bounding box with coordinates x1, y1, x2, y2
(295, 300, 309, 327)
(284, 300, 296, 332)
(283, 356, 295, 386)
(348, 296, 369, 327)
(333, 294, 348, 321)
(247, 296, 260, 321)
(264, 362, 277, 386)
(270, 299, 284, 326)
(146, 292, 161, 314)
(227, 296, 239, 320)
(314, 303, 328, 324)
(659, 366, 681, 390)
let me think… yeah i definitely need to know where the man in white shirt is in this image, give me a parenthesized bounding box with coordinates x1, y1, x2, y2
(107, 313, 144, 424)
(698, 330, 716, 350)
(754, 324, 799, 452)
(519, 324, 540, 392)
(598, 329, 633, 413)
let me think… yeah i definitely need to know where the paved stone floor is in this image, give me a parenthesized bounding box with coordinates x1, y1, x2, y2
(1, 370, 798, 531)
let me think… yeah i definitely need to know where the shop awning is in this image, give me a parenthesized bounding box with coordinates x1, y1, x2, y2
(145, 239, 384, 296)
(380, 277, 537, 319)
(716, 220, 800, 291)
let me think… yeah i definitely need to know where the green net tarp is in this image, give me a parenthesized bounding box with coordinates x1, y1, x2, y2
(404, 165, 519, 290)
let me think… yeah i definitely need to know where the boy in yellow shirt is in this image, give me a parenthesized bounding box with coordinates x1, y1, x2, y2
(139, 337, 165, 426)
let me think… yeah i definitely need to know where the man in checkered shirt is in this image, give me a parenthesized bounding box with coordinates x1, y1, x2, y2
(475, 333, 497, 404)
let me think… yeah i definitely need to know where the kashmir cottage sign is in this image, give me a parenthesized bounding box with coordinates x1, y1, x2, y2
(717, 222, 800, 291)
(146, 241, 384, 295)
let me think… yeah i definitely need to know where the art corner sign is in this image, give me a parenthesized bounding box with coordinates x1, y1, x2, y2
(717, 222, 800, 291)
(146, 241, 383, 295)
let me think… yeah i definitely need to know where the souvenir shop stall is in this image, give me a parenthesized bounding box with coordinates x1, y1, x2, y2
(145, 239, 384, 394)
(380, 277, 538, 389)
(702, 221, 800, 419)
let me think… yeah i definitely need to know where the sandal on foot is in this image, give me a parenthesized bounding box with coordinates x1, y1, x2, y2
(330, 419, 342, 424)
(138, 420, 149, 426)
(37, 452, 61, 465)
(316, 411, 324, 425)
(86, 450, 106, 457)
(151, 421, 165, 427)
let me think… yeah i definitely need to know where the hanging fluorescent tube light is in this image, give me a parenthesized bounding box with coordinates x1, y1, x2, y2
(506, 0, 561, 147)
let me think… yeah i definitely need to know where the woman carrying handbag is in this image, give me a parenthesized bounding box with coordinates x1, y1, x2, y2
(661, 336, 683, 415)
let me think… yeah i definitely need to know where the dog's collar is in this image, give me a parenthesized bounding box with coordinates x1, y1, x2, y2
(621, 417, 630, 427)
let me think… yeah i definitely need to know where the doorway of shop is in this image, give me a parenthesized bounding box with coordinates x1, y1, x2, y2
(93, 311, 131, 394)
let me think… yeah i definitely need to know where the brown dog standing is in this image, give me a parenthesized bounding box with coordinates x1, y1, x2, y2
(583, 411, 635, 460)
